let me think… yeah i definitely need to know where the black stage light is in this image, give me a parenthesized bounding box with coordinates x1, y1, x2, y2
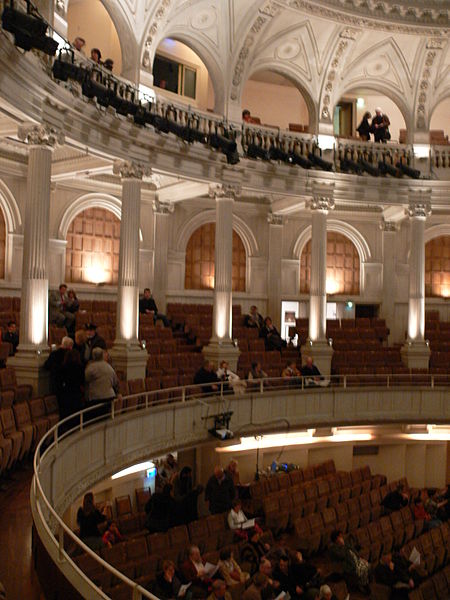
(81, 75, 111, 105)
(378, 161, 402, 177)
(246, 143, 269, 160)
(2, 5, 58, 55)
(308, 152, 333, 171)
(287, 152, 313, 169)
(396, 162, 421, 179)
(340, 158, 362, 174)
(52, 51, 84, 82)
(268, 144, 289, 162)
(110, 85, 138, 117)
(152, 114, 170, 134)
(209, 132, 240, 165)
(358, 158, 380, 176)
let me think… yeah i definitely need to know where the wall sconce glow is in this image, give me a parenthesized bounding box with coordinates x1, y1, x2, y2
(441, 286, 450, 298)
(111, 461, 155, 479)
(329, 433, 373, 442)
(317, 135, 335, 151)
(413, 144, 430, 159)
(85, 263, 107, 285)
(356, 98, 365, 108)
(345, 300, 354, 310)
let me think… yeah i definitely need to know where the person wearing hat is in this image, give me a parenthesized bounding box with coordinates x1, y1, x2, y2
(84, 323, 107, 363)
(371, 107, 390, 143)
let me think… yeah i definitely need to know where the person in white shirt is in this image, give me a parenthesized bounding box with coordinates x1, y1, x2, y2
(228, 498, 248, 530)
(217, 360, 246, 395)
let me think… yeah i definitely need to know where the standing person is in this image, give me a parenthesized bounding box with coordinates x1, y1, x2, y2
(139, 288, 170, 326)
(371, 108, 390, 143)
(205, 466, 236, 514)
(44, 336, 74, 412)
(356, 112, 372, 141)
(74, 329, 89, 367)
(60, 348, 85, 432)
(84, 347, 119, 420)
(76, 492, 107, 551)
(226, 459, 240, 486)
(145, 484, 177, 533)
(2, 320, 19, 355)
(155, 453, 178, 492)
(173, 466, 203, 524)
(84, 323, 107, 362)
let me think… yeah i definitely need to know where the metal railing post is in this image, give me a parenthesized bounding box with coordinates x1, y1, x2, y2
(343, 375, 347, 389)
(58, 523, 65, 562)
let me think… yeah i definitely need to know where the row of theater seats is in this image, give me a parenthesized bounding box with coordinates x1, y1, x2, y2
(290, 317, 390, 347)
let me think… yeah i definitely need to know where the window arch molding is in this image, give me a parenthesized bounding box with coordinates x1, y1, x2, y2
(0, 178, 22, 233)
(176, 209, 259, 258)
(424, 224, 450, 244)
(58, 193, 122, 240)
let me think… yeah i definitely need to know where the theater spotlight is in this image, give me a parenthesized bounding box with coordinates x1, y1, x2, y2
(395, 162, 421, 179)
(340, 158, 362, 175)
(308, 152, 333, 171)
(133, 103, 155, 127)
(358, 158, 380, 177)
(110, 84, 138, 117)
(268, 144, 290, 162)
(246, 143, 270, 161)
(52, 50, 85, 82)
(209, 131, 240, 165)
(378, 161, 402, 177)
(2, 4, 58, 56)
(287, 152, 313, 169)
(81, 74, 112, 106)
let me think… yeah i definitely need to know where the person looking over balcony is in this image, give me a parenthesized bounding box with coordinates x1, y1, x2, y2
(356, 112, 372, 141)
(301, 356, 322, 386)
(371, 108, 391, 143)
(194, 360, 220, 395)
(72, 36, 86, 54)
(242, 109, 252, 122)
(90, 48, 102, 64)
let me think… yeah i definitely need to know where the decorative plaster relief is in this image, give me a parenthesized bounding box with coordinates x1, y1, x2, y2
(142, 0, 172, 69)
(191, 7, 217, 30)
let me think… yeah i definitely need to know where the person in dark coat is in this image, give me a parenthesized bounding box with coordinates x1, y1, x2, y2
(173, 466, 203, 524)
(60, 348, 85, 433)
(381, 484, 408, 513)
(300, 357, 322, 386)
(44, 336, 74, 414)
(76, 492, 107, 551)
(374, 552, 415, 599)
(150, 559, 188, 599)
(66, 289, 80, 314)
(244, 306, 264, 329)
(371, 108, 390, 142)
(84, 323, 107, 362)
(290, 550, 321, 591)
(139, 288, 169, 326)
(329, 530, 370, 594)
(2, 320, 19, 355)
(145, 484, 177, 533)
(260, 317, 286, 351)
(273, 555, 305, 599)
(194, 361, 220, 395)
(356, 112, 371, 141)
(205, 466, 236, 514)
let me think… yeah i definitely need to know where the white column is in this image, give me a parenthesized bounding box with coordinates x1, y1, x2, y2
(401, 192, 431, 368)
(10, 123, 62, 394)
(152, 200, 173, 313)
(301, 183, 334, 377)
(381, 220, 398, 344)
(267, 213, 283, 330)
(203, 184, 240, 371)
(109, 161, 148, 380)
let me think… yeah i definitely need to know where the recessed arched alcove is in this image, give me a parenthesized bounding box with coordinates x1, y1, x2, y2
(241, 69, 311, 132)
(152, 38, 215, 111)
(425, 235, 450, 298)
(67, 0, 122, 74)
(429, 97, 450, 144)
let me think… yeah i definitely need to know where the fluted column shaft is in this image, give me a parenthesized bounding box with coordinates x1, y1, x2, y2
(407, 205, 429, 342)
(152, 201, 172, 313)
(267, 214, 284, 330)
(381, 221, 397, 343)
(18, 125, 60, 351)
(115, 167, 143, 343)
(212, 191, 234, 343)
(309, 205, 329, 342)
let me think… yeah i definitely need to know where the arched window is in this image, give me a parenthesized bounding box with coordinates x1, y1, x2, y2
(0, 207, 5, 279)
(185, 223, 246, 291)
(65, 208, 120, 285)
(300, 232, 360, 295)
(425, 236, 450, 298)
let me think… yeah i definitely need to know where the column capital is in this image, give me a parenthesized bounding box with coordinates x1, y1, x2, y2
(113, 160, 147, 180)
(310, 181, 335, 212)
(379, 219, 398, 233)
(208, 183, 241, 200)
(406, 200, 431, 219)
(152, 199, 174, 215)
(267, 212, 284, 226)
(17, 122, 64, 148)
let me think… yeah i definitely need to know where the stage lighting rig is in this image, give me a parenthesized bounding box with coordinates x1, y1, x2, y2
(308, 152, 333, 171)
(378, 161, 402, 178)
(287, 152, 313, 169)
(340, 158, 362, 174)
(396, 161, 421, 179)
(209, 129, 240, 165)
(358, 158, 380, 177)
(2, 2, 58, 56)
(52, 50, 86, 83)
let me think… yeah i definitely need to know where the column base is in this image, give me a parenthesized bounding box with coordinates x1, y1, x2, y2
(109, 341, 148, 381)
(9, 349, 50, 396)
(301, 340, 334, 378)
(202, 340, 240, 372)
(401, 341, 431, 370)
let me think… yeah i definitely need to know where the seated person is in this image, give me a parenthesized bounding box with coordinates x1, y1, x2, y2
(257, 557, 280, 598)
(260, 317, 286, 351)
(300, 357, 322, 385)
(66, 289, 79, 313)
(150, 559, 188, 599)
(244, 305, 264, 329)
(181, 545, 212, 598)
(282, 361, 302, 387)
(240, 528, 271, 576)
(102, 520, 123, 548)
(381, 484, 408, 513)
(207, 579, 232, 600)
(242, 572, 268, 600)
(374, 552, 416, 599)
(49, 283, 76, 334)
(329, 530, 370, 594)
(412, 496, 441, 530)
(274, 554, 311, 599)
(247, 361, 268, 383)
(217, 360, 246, 395)
(319, 585, 337, 600)
(290, 550, 322, 592)
(194, 361, 220, 395)
(76, 492, 107, 551)
(139, 288, 169, 326)
(2, 320, 19, 355)
(228, 498, 261, 540)
(218, 547, 250, 587)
